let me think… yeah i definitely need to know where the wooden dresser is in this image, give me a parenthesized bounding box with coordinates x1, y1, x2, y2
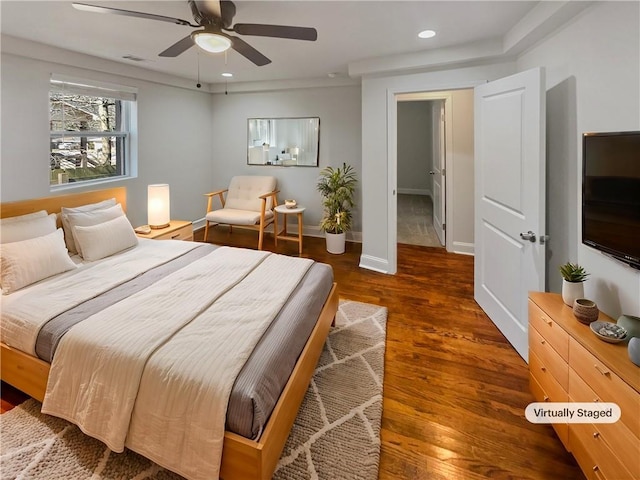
(528, 292, 640, 480)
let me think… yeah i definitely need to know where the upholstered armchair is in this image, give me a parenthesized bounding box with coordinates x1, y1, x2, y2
(203, 176, 279, 250)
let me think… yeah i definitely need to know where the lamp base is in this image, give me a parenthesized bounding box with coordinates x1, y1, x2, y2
(150, 223, 170, 229)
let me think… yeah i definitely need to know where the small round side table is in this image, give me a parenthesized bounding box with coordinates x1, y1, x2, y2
(274, 204, 305, 255)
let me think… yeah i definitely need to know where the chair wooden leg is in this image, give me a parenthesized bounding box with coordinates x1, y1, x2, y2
(258, 226, 264, 250)
(204, 221, 209, 242)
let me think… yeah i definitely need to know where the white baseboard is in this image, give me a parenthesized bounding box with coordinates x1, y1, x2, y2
(397, 188, 431, 196)
(359, 254, 391, 273)
(452, 241, 474, 256)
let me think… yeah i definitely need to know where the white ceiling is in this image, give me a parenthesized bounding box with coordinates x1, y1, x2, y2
(1, 1, 541, 85)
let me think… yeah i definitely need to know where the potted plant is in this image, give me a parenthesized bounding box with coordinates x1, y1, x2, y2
(559, 262, 589, 306)
(317, 163, 357, 254)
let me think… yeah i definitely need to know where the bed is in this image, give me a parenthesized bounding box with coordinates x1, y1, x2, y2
(0, 186, 339, 480)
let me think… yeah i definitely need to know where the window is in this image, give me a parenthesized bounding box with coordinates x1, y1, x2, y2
(49, 76, 137, 186)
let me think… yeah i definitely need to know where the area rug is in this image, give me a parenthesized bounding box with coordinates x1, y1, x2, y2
(0, 300, 387, 480)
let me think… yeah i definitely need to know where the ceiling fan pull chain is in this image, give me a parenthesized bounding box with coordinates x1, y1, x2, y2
(196, 52, 201, 89)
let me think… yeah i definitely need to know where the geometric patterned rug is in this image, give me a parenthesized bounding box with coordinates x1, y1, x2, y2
(0, 300, 387, 480)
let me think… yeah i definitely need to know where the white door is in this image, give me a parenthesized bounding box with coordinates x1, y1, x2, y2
(431, 101, 446, 246)
(474, 68, 546, 361)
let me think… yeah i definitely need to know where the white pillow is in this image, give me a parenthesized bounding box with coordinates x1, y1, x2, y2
(61, 198, 117, 254)
(0, 213, 57, 244)
(0, 228, 77, 294)
(64, 203, 124, 257)
(73, 214, 138, 262)
(0, 210, 47, 224)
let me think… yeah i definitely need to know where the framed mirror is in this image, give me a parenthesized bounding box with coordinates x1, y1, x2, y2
(247, 117, 320, 166)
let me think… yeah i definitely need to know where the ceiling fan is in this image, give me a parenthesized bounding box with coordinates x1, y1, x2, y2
(72, 1, 318, 66)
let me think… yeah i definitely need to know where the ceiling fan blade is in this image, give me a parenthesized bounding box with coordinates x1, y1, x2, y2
(232, 24, 317, 41)
(159, 35, 195, 57)
(72, 2, 198, 27)
(219, 0, 237, 28)
(229, 35, 271, 66)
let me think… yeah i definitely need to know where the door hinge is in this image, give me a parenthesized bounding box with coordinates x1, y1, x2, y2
(442, 168, 446, 176)
(443, 223, 446, 231)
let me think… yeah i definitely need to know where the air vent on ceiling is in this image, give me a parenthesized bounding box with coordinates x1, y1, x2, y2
(122, 54, 145, 62)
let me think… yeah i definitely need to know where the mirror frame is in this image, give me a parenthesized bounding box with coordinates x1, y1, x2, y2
(247, 117, 320, 167)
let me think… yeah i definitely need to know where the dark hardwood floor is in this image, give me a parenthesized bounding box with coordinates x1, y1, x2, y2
(1, 227, 585, 479)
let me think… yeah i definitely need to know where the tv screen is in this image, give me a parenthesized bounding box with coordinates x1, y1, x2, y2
(582, 131, 640, 270)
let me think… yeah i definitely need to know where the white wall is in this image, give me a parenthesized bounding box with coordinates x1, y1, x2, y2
(397, 101, 432, 195)
(0, 51, 214, 228)
(209, 85, 362, 238)
(360, 62, 515, 273)
(517, 1, 640, 317)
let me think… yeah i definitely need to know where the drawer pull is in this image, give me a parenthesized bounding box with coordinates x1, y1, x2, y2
(540, 339, 546, 345)
(540, 366, 547, 372)
(594, 364, 610, 376)
(543, 395, 549, 402)
(543, 317, 552, 326)
(171, 234, 180, 239)
(593, 432, 600, 438)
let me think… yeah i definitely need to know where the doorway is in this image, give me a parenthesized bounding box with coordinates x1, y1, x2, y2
(396, 98, 445, 247)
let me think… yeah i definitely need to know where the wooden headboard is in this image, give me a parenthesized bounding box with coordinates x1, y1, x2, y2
(0, 187, 127, 219)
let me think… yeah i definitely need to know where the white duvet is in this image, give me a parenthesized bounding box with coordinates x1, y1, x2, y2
(5, 240, 313, 480)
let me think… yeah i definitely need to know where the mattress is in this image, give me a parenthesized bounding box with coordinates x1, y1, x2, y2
(6, 240, 333, 440)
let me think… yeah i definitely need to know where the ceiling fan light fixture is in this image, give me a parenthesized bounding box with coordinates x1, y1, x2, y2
(191, 31, 232, 53)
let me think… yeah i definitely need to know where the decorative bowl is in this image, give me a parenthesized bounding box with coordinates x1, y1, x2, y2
(573, 298, 599, 324)
(590, 321, 628, 344)
(284, 199, 297, 209)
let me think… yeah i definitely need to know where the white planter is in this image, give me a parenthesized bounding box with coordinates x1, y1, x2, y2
(326, 232, 346, 254)
(562, 279, 584, 307)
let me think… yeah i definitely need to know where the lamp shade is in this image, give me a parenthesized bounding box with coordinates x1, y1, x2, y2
(148, 184, 170, 229)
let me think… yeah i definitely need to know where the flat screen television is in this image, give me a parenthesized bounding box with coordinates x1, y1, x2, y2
(582, 131, 640, 270)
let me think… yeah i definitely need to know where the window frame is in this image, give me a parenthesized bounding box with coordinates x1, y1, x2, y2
(49, 75, 138, 189)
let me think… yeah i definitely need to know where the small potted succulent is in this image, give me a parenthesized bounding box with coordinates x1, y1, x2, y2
(559, 262, 589, 306)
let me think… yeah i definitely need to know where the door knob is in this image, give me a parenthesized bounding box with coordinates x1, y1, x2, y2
(520, 231, 536, 242)
(429, 171, 436, 175)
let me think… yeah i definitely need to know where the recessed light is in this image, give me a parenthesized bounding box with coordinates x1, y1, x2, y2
(418, 30, 436, 39)
(221, 72, 233, 77)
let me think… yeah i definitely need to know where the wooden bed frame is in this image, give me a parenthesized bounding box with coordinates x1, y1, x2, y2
(0, 187, 339, 480)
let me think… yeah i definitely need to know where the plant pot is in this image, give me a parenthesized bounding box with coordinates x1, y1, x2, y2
(573, 298, 599, 324)
(326, 232, 346, 254)
(562, 279, 584, 307)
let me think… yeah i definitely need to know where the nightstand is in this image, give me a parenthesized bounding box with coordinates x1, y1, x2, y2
(136, 220, 193, 241)
(273, 205, 305, 255)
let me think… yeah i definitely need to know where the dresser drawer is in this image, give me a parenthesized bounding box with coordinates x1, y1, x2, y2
(529, 301, 569, 361)
(530, 350, 569, 402)
(530, 372, 569, 449)
(568, 368, 640, 479)
(570, 422, 636, 480)
(529, 325, 569, 390)
(569, 338, 640, 437)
